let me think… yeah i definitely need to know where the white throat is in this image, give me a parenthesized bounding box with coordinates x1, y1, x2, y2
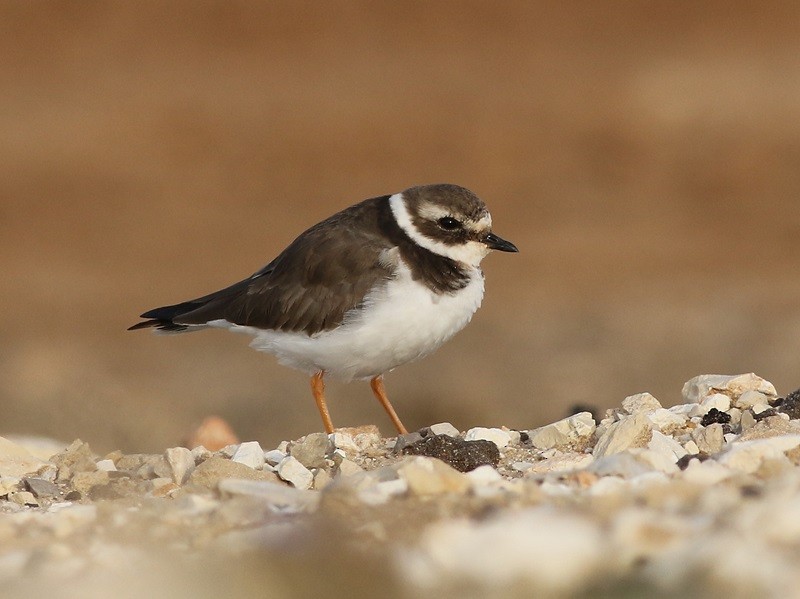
(388, 193, 490, 267)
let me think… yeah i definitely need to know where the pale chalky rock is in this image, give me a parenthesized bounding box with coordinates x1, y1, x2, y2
(593, 413, 653, 457)
(682, 373, 777, 404)
(691, 424, 725, 455)
(95, 459, 117, 472)
(357, 478, 409, 506)
(527, 453, 594, 474)
(218, 478, 319, 513)
(465, 427, 511, 449)
(188, 457, 279, 490)
(397, 456, 470, 496)
(646, 408, 687, 433)
(276, 456, 313, 490)
(528, 412, 596, 451)
(648, 430, 687, 462)
(680, 459, 735, 485)
(165, 447, 195, 484)
(718, 435, 800, 474)
(621, 392, 662, 414)
(263, 449, 286, 466)
(429, 423, 460, 438)
(231, 441, 265, 470)
(690, 393, 731, 417)
(735, 390, 772, 410)
(401, 507, 603, 593)
(336, 458, 364, 477)
(589, 452, 655, 478)
(0, 436, 50, 478)
(290, 433, 330, 469)
(330, 432, 360, 453)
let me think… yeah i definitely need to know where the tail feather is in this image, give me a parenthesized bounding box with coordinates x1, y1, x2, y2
(127, 300, 207, 332)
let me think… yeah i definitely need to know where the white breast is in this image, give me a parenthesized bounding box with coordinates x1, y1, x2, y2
(213, 262, 485, 381)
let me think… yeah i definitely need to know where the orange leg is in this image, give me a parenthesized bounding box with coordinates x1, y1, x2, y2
(370, 375, 409, 435)
(311, 371, 334, 434)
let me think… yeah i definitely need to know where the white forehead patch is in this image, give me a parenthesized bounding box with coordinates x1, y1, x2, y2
(389, 193, 491, 268)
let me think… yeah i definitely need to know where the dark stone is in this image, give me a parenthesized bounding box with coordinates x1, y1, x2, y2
(752, 408, 778, 422)
(23, 477, 61, 498)
(393, 432, 424, 453)
(778, 388, 800, 419)
(518, 431, 530, 444)
(63, 490, 82, 501)
(700, 408, 731, 427)
(400, 434, 500, 472)
(676, 454, 709, 470)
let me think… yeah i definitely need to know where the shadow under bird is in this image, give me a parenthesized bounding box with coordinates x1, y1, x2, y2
(129, 184, 518, 434)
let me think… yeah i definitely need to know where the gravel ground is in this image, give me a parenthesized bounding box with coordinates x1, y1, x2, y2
(2, 373, 800, 598)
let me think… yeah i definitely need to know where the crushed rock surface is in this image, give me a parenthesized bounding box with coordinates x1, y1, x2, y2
(3, 373, 800, 597)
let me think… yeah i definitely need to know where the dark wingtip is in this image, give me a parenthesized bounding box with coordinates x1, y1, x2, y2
(128, 319, 189, 332)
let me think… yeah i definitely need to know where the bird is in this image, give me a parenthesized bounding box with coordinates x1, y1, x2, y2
(129, 183, 518, 435)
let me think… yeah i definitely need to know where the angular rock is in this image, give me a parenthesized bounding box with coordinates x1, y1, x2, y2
(188, 457, 279, 490)
(400, 434, 500, 472)
(95, 459, 117, 472)
(718, 435, 800, 474)
(528, 412, 596, 450)
(276, 456, 313, 490)
(464, 427, 512, 449)
(621, 392, 662, 414)
(396, 456, 470, 495)
(0, 437, 49, 478)
(428, 422, 460, 438)
(218, 478, 319, 513)
(263, 449, 287, 466)
(593, 413, 653, 457)
(682, 373, 777, 404)
(231, 441, 265, 470)
(336, 458, 363, 477)
(691, 424, 725, 455)
(23, 477, 61, 499)
(330, 432, 360, 453)
(646, 408, 687, 433)
(735, 390, 772, 410)
(527, 453, 594, 474)
(779, 388, 800, 419)
(165, 447, 195, 484)
(289, 433, 331, 469)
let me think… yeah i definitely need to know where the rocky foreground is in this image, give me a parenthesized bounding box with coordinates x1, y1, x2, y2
(3, 373, 800, 598)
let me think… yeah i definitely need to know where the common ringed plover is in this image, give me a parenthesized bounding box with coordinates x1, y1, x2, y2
(129, 184, 518, 434)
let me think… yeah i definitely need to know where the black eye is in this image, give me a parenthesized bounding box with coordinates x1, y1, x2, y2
(437, 217, 461, 230)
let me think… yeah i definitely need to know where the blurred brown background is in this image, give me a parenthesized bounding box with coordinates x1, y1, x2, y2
(2, 1, 800, 453)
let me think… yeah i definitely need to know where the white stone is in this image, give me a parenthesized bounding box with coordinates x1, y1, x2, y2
(0, 436, 49, 478)
(465, 464, 504, 487)
(740, 410, 756, 431)
(621, 392, 662, 414)
(218, 478, 319, 513)
(527, 453, 594, 474)
(691, 424, 725, 455)
(646, 408, 686, 432)
(667, 404, 695, 417)
(231, 441, 265, 470)
(593, 413, 653, 457)
(680, 459, 734, 485)
(337, 458, 363, 477)
(528, 412, 596, 450)
(718, 435, 800, 474)
(164, 447, 194, 484)
(683, 440, 700, 454)
(682, 373, 777, 403)
(330, 432, 360, 453)
(191, 446, 212, 462)
(401, 507, 603, 593)
(628, 448, 678, 474)
(589, 452, 654, 478)
(735, 390, 772, 410)
(95, 459, 117, 472)
(276, 456, 313, 490)
(690, 393, 731, 416)
(648, 430, 687, 461)
(357, 478, 408, 505)
(263, 449, 286, 465)
(397, 456, 470, 495)
(752, 403, 773, 416)
(464, 427, 511, 449)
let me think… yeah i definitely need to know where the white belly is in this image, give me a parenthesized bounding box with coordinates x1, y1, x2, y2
(212, 264, 485, 381)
